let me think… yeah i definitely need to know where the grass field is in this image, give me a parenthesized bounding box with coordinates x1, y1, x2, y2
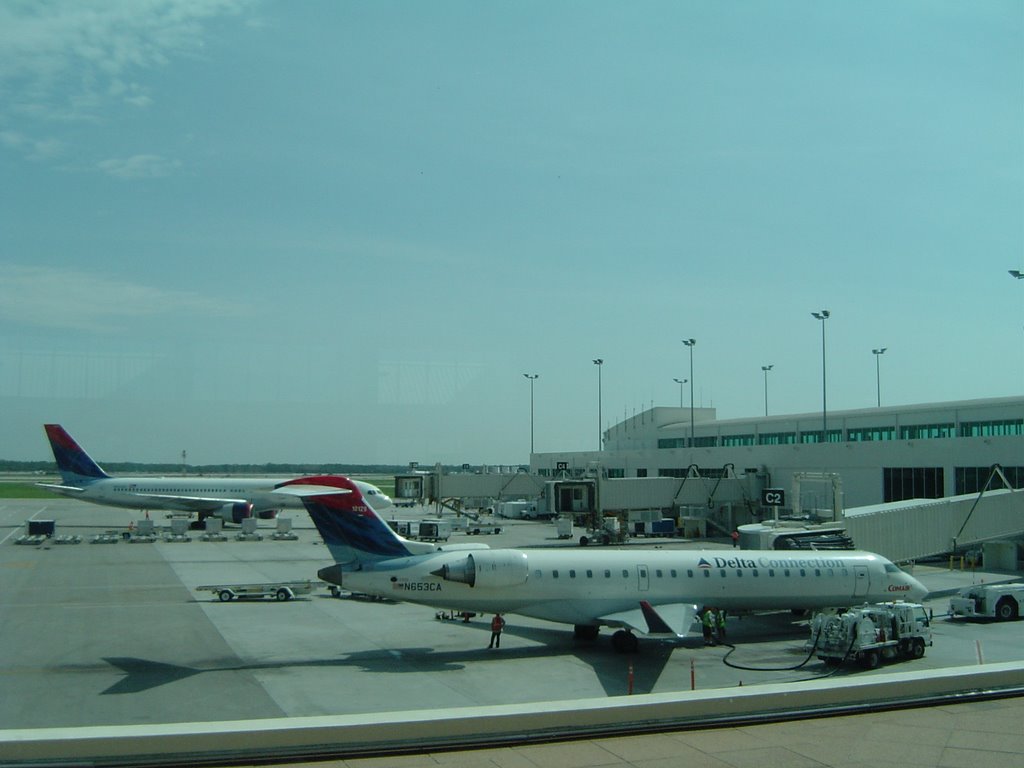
(0, 483, 59, 499)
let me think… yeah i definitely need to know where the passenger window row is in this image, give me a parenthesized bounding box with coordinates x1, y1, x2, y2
(531, 568, 849, 579)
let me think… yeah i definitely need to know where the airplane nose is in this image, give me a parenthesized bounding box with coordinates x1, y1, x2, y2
(907, 573, 929, 602)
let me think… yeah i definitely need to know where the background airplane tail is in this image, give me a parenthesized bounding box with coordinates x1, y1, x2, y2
(43, 424, 110, 484)
(280, 475, 422, 564)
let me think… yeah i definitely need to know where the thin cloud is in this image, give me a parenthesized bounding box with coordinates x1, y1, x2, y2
(0, 263, 244, 332)
(0, 130, 65, 161)
(97, 154, 181, 179)
(0, 0, 255, 161)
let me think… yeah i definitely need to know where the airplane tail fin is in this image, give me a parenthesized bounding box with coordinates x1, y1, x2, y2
(43, 424, 110, 485)
(277, 475, 432, 565)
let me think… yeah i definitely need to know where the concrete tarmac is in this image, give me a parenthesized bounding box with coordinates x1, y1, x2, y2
(1, 498, 1022, 765)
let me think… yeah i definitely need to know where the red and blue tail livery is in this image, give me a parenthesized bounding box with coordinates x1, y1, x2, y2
(279, 475, 413, 561)
(45, 424, 110, 483)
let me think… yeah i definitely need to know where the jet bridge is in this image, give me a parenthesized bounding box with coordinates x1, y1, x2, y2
(844, 487, 1022, 564)
(741, 466, 1023, 565)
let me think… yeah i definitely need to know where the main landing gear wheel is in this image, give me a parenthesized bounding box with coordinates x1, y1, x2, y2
(611, 630, 638, 654)
(574, 625, 600, 641)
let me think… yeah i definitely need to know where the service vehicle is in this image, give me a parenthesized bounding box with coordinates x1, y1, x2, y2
(464, 523, 502, 535)
(809, 601, 932, 669)
(949, 583, 1024, 621)
(414, 519, 452, 542)
(578, 516, 628, 546)
(554, 517, 574, 539)
(197, 581, 314, 602)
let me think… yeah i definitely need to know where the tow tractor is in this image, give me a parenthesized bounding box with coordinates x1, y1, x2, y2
(949, 583, 1024, 621)
(197, 581, 314, 602)
(809, 601, 932, 669)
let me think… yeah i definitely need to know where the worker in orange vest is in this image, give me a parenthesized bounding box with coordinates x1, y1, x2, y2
(488, 613, 506, 649)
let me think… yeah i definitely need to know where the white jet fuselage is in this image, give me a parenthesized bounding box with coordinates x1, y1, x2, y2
(62, 476, 288, 513)
(340, 547, 922, 626)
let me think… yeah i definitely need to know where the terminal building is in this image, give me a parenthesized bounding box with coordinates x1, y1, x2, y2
(528, 395, 1024, 512)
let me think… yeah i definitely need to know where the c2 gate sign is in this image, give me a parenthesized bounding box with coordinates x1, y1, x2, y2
(761, 488, 786, 507)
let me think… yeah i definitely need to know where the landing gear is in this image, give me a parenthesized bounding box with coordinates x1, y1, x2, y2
(574, 624, 600, 641)
(611, 629, 638, 654)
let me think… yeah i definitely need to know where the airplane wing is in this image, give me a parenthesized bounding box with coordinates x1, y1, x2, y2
(123, 486, 352, 511)
(599, 601, 699, 638)
(125, 493, 253, 512)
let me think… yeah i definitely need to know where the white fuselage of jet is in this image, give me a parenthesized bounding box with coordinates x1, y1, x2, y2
(46, 476, 294, 515)
(336, 547, 924, 628)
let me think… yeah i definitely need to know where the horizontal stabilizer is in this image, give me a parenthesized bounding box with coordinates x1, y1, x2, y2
(600, 601, 698, 638)
(36, 483, 85, 494)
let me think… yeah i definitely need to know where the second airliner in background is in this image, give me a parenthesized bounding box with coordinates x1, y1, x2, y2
(39, 424, 318, 526)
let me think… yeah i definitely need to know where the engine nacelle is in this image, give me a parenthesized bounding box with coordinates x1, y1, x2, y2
(216, 502, 254, 524)
(318, 564, 344, 586)
(256, 508, 278, 520)
(436, 550, 529, 588)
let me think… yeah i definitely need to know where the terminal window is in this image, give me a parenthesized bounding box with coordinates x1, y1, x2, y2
(899, 423, 954, 440)
(721, 434, 755, 447)
(956, 466, 1024, 494)
(959, 419, 1024, 437)
(799, 429, 843, 443)
(847, 426, 896, 441)
(884, 466, 944, 502)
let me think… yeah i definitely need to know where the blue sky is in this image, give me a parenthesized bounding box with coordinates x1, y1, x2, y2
(1, 1, 1022, 466)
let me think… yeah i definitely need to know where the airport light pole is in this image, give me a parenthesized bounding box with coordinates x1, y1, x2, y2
(811, 311, 830, 443)
(523, 373, 539, 454)
(761, 365, 773, 416)
(1011, 271, 1024, 389)
(682, 339, 696, 447)
(673, 377, 687, 408)
(592, 359, 603, 451)
(872, 348, 887, 407)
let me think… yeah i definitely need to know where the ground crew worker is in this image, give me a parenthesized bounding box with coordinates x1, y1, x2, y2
(702, 607, 716, 646)
(717, 608, 728, 643)
(730, 529, 740, 547)
(488, 613, 506, 648)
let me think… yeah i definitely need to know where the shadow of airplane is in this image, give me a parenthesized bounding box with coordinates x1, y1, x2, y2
(100, 610, 816, 697)
(100, 620, 693, 697)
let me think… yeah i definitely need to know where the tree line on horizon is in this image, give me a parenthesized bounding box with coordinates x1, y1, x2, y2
(0, 459, 459, 476)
